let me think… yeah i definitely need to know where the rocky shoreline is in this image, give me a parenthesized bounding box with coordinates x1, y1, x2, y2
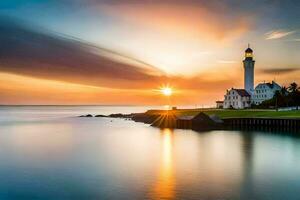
(79, 113, 158, 124)
(79, 112, 223, 131)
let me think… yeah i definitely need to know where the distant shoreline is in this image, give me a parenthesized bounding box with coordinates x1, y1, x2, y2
(80, 108, 300, 119)
(79, 108, 300, 133)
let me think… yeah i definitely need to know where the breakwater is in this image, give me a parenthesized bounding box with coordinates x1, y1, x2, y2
(223, 118, 300, 133)
(138, 113, 300, 133)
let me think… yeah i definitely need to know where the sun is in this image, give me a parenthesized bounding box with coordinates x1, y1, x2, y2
(161, 87, 173, 96)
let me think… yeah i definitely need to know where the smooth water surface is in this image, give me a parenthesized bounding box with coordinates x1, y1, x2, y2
(0, 106, 300, 199)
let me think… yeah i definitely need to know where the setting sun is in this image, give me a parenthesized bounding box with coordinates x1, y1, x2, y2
(161, 87, 173, 96)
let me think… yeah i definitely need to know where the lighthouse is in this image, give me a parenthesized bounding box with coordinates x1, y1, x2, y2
(243, 45, 255, 94)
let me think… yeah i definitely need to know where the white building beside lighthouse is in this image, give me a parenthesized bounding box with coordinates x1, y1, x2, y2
(252, 81, 281, 105)
(223, 88, 251, 109)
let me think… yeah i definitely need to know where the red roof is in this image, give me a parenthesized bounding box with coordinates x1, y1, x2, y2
(234, 89, 251, 97)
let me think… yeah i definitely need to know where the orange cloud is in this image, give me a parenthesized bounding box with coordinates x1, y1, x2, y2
(90, 4, 253, 75)
(98, 4, 252, 43)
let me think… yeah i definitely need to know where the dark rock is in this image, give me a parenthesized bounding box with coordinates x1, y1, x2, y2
(108, 113, 125, 118)
(151, 113, 177, 128)
(191, 112, 221, 131)
(95, 114, 107, 117)
(79, 114, 93, 117)
(132, 113, 160, 124)
(108, 113, 136, 118)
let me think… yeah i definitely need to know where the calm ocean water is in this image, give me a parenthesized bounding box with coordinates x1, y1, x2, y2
(0, 106, 300, 199)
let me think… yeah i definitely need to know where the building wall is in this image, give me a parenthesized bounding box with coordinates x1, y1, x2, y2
(223, 89, 251, 109)
(252, 82, 281, 105)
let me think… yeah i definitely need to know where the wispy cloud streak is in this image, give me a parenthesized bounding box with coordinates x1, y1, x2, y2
(260, 67, 300, 74)
(265, 30, 295, 40)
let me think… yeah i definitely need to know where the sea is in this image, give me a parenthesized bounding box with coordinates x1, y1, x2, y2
(0, 106, 300, 199)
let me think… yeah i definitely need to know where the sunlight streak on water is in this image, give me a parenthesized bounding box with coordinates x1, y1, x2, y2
(151, 129, 175, 200)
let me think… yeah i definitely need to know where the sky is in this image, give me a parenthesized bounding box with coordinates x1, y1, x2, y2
(0, 0, 299, 105)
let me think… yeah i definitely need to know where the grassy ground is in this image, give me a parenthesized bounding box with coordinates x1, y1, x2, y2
(146, 109, 300, 119)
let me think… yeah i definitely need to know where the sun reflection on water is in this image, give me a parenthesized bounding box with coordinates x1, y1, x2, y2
(151, 128, 175, 200)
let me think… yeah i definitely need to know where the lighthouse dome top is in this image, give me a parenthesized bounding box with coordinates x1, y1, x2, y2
(245, 47, 253, 53)
(244, 44, 254, 59)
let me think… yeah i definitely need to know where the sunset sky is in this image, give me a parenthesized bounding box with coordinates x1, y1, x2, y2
(0, 0, 299, 105)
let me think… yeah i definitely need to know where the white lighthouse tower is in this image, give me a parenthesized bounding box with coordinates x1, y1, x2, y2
(243, 44, 255, 94)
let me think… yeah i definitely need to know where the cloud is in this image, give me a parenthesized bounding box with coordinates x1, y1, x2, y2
(0, 17, 166, 89)
(260, 67, 300, 74)
(291, 38, 300, 41)
(96, 3, 253, 43)
(265, 30, 295, 40)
